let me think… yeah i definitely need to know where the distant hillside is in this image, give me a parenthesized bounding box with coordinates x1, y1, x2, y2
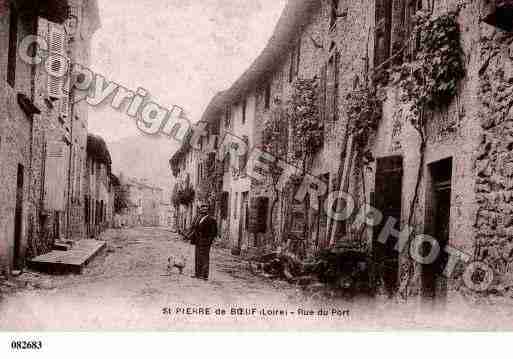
(107, 134, 179, 201)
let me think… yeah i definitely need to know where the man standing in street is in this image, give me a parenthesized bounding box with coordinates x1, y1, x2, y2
(189, 202, 218, 280)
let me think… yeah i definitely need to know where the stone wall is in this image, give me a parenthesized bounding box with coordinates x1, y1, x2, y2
(0, 83, 33, 274)
(0, 11, 41, 273)
(476, 26, 513, 289)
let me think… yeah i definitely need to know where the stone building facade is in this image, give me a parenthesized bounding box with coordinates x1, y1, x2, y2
(85, 134, 114, 238)
(184, 0, 513, 300)
(0, 0, 100, 275)
(117, 177, 163, 228)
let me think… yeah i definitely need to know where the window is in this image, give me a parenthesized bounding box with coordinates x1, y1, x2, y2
(221, 192, 229, 219)
(330, 0, 339, 29)
(403, 0, 423, 62)
(7, 5, 18, 88)
(239, 135, 249, 177)
(224, 106, 232, 129)
(264, 82, 271, 110)
(289, 39, 301, 83)
(327, 49, 340, 121)
(320, 64, 328, 123)
(242, 99, 247, 124)
(374, 0, 393, 67)
(223, 153, 231, 173)
(45, 21, 68, 99)
(234, 192, 238, 219)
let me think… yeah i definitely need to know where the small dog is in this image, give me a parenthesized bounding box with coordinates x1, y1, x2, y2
(167, 255, 186, 275)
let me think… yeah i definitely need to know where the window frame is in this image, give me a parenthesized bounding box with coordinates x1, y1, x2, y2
(224, 106, 232, 129)
(326, 48, 340, 122)
(288, 39, 301, 83)
(7, 4, 18, 88)
(264, 82, 271, 110)
(242, 98, 247, 125)
(329, 0, 339, 30)
(373, 0, 393, 68)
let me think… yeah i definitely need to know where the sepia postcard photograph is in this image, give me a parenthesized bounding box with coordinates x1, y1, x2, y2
(1, 0, 513, 350)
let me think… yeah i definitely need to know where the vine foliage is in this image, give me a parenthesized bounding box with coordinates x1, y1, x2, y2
(287, 78, 323, 161)
(395, 10, 465, 127)
(390, 10, 466, 298)
(171, 183, 195, 207)
(346, 86, 383, 163)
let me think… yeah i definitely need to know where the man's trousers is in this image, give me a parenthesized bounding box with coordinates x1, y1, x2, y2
(194, 245, 211, 279)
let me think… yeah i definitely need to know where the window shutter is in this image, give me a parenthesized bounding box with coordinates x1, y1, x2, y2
(47, 21, 67, 99)
(35, 18, 49, 105)
(44, 141, 68, 211)
(374, 0, 392, 67)
(67, 1, 81, 37)
(37, 18, 49, 57)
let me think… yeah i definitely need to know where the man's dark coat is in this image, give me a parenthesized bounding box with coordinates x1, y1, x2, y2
(191, 214, 218, 279)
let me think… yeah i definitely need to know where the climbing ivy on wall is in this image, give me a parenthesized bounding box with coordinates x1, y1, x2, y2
(395, 10, 465, 126)
(390, 10, 466, 298)
(287, 78, 323, 162)
(262, 104, 288, 160)
(346, 86, 384, 163)
(171, 184, 195, 207)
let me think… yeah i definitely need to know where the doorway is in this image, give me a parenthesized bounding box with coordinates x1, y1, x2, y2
(238, 191, 249, 250)
(13, 164, 24, 270)
(423, 157, 452, 299)
(373, 156, 403, 297)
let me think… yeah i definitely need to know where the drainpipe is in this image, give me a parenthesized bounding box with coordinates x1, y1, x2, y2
(65, 98, 74, 239)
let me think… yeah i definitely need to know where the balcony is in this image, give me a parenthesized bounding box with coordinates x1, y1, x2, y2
(13, 0, 70, 24)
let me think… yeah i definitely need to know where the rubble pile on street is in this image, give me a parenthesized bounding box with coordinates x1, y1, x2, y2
(247, 248, 372, 298)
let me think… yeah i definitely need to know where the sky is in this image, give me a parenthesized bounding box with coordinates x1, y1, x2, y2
(87, 0, 287, 144)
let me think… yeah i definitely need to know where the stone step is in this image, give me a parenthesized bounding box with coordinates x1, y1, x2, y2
(53, 241, 73, 251)
(28, 240, 106, 274)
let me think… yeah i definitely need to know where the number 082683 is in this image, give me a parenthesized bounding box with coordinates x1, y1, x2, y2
(10, 340, 43, 350)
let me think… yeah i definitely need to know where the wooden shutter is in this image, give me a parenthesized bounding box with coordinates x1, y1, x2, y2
(47, 21, 67, 99)
(44, 141, 68, 211)
(35, 18, 49, 106)
(374, 0, 392, 67)
(67, 1, 81, 36)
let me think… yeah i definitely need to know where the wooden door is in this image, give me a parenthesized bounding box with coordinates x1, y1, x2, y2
(238, 192, 249, 249)
(13, 164, 24, 270)
(423, 158, 452, 299)
(373, 156, 403, 297)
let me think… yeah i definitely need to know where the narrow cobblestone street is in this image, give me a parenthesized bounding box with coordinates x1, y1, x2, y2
(1, 227, 513, 330)
(0, 228, 328, 330)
